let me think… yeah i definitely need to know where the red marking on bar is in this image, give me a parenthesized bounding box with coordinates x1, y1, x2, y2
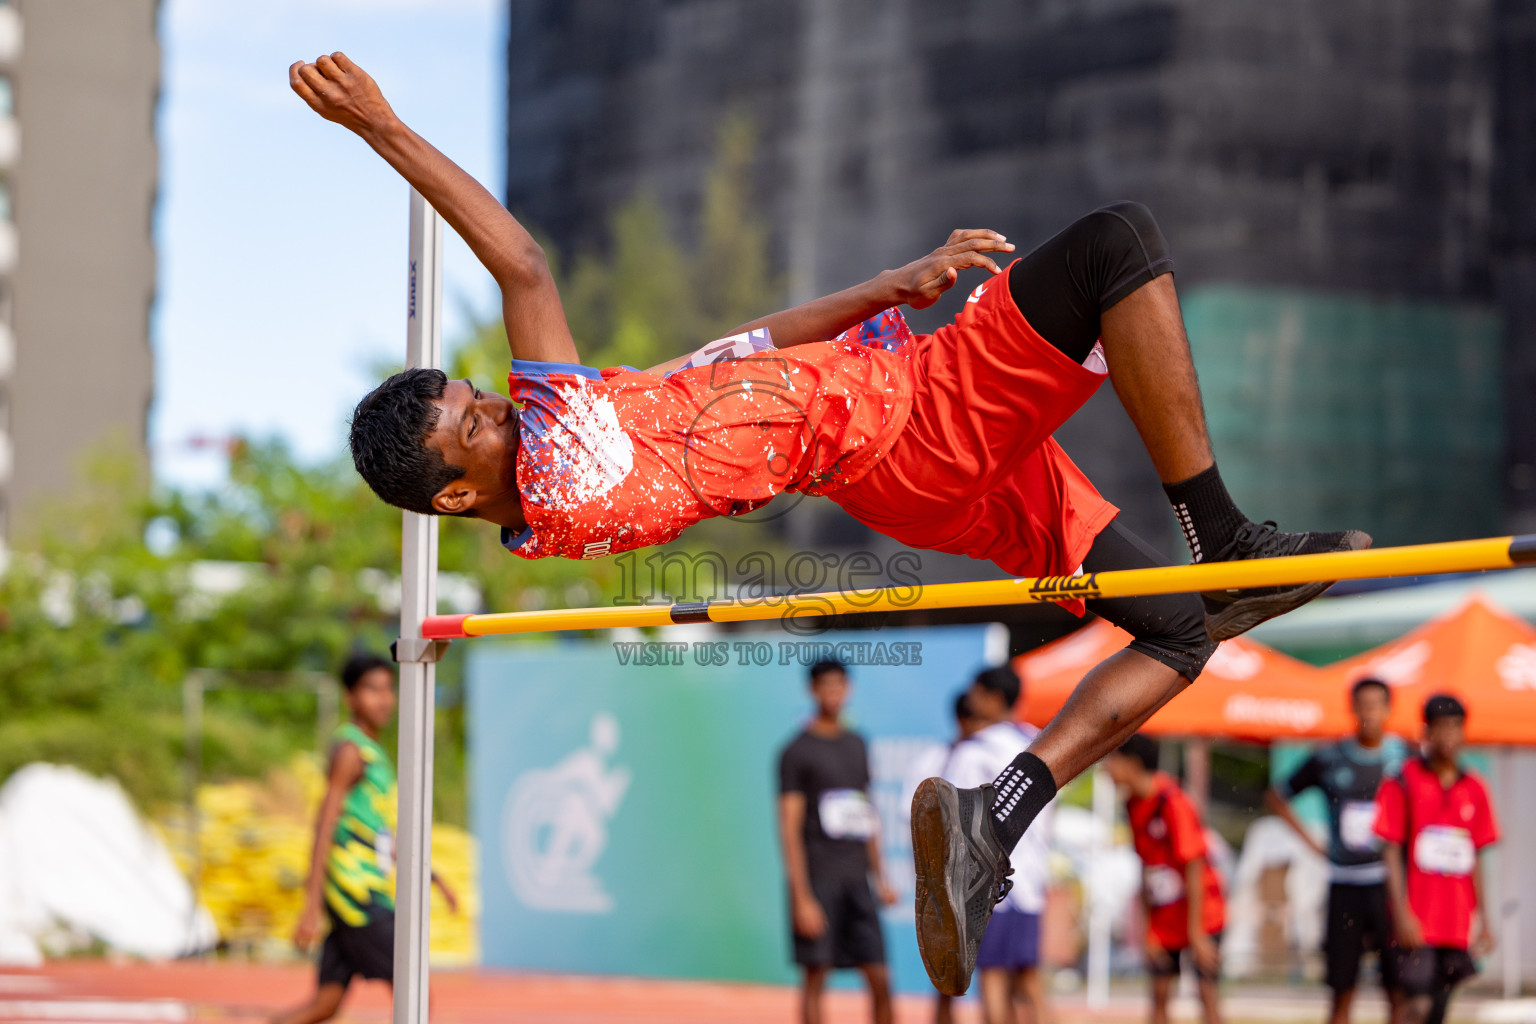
(422, 613, 471, 639)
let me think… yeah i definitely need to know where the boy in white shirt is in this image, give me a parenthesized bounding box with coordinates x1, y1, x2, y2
(943, 667, 1055, 1024)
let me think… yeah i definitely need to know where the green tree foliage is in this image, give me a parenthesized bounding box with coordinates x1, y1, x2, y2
(0, 114, 786, 822)
(451, 111, 781, 390)
(697, 113, 777, 340)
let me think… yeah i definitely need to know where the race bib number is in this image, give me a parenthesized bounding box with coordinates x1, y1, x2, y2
(1145, 864, 1185, 907)
(1340, 800, 1379, 852)
(679, 329, 775, 370)
(1414, 825, 1474, 876)
(819, 789, 878, 841)
(375, 829, 396, 872)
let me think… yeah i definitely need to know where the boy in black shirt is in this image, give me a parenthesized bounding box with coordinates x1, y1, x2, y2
(778, 659, 896, 1024)
(1267, 678, 1406, 1024)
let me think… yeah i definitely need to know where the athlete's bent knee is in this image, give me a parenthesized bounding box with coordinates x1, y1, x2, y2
(1057, 200, 1173, 312)
(1125, 596, 1216, 683)
(1096, 200, 1162, 245)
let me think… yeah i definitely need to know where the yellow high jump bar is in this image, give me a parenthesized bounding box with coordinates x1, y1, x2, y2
(422, 534, 1536, 640)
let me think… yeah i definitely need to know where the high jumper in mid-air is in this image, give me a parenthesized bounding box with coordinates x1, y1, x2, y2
(291, 52, 1368, 995)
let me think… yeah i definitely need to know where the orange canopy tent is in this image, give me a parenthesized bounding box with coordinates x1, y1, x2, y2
(1011, 620, 1355, 741)
(1313, 593, 1536, 746)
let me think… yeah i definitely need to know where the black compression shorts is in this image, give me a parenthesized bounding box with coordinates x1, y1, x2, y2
(1082, 517, 1217, 681)
(1008, 201, 1173, 365)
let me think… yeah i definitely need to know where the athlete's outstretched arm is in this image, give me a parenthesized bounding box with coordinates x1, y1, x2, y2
(725, 229, 1015, 349)
(290, 53, 578, 364)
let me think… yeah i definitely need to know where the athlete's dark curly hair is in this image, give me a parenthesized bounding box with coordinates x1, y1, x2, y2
(348, 368, 464, 515)
(1115, 733, 1161, 773)
(973, 665, 1021, 709)
(340, 651, 393, 692)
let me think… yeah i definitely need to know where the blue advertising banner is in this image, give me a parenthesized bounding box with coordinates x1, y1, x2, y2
(468, 625, 1006, 993)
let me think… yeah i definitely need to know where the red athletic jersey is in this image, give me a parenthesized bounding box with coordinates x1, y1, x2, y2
(1126, 773, 1226, 949)
(1373, 757, 1499, 949)
(504, 314, 914, 560)
(502, 266, 1118, 598)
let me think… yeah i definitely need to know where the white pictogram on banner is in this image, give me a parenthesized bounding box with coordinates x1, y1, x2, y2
(503, 713, 631, 913)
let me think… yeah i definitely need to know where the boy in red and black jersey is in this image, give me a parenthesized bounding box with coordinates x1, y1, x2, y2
(1373, 694, 1499, 1024)
(1105, 735, 1225, 1024)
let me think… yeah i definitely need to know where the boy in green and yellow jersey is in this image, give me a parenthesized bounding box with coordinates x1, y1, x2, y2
(271, 654, 457, 1024)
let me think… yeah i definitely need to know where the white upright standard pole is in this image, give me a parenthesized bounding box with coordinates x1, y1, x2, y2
(393, 188, 446, 1024)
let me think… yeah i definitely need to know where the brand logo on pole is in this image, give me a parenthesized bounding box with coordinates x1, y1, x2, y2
(502, 713, 631, 913)
(1027, 573, 1102, 601)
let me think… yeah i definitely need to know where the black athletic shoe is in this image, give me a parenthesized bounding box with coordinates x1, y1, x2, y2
(1202, 521, 1372, 641)
(911, 777, 1014, 997)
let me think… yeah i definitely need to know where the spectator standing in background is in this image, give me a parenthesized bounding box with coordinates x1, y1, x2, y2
(902, 692, 985, 851)
(777, 659, 897, 1024)
(1266, 677, 1406, 1024)
(272, 653, 458, 1024)
(1104, 734, 1225, 1024)
(1374, 694, 1498, 1024)
(942, 667, 1055, 1024)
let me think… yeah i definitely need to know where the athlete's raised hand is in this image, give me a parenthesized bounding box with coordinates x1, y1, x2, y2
(884, 229, 1015, 309)
(290, 52, 397, 139)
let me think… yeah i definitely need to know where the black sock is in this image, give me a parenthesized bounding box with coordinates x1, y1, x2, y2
(1162, 464, 1248, 563)
(989, 751, 1058, 851)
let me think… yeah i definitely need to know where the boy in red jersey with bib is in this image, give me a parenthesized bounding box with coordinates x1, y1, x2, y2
(1105, 734, 1226, 1024)
(1374, 695, 1499, 1024)
(294, 52, 1367, 997)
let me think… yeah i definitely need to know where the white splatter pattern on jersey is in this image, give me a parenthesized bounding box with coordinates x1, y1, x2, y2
(530, 384, 635, 510)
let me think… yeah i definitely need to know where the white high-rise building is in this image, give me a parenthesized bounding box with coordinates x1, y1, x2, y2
(0, 0, 159, 545)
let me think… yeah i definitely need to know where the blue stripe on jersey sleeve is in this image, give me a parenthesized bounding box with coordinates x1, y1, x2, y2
(509, 359, 604, 380)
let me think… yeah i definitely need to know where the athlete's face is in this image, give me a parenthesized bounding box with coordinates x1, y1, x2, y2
(965, 682, 1008, 723)
(1102, 751, 1138, 790)
(811, 670, 849, 719)
(1351, 684, 1391, 744)
(1424, 715, 1465, 764)
(347, 667, 397, 732)
(426, 379, 520, 516)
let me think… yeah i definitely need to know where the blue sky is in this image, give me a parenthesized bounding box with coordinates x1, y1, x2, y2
(154, 0, 502, 487)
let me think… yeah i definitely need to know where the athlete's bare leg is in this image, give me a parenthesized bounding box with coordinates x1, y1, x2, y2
(1026, 651, 1187, 786)
(1018, 965, 1053, 1024)
(1150, 975, 1175, 1024)
(800, 966, 828, 1024)
(1197, 976, 1225, 1024)
(860, 962, 895, 1024)
(979, 968, 1016, 1024)
(269, 983, 346, 1024)
(1099, 275, 1214, 484)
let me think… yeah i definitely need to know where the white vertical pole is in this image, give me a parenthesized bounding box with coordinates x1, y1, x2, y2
(1086, 764, 1114, 1008)
(394, 188, 444, 1024)
(1499, 750, 1519, 999)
